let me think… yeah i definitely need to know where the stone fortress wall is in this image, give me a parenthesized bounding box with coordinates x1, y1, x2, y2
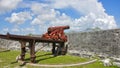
(67, 29, 120, 57)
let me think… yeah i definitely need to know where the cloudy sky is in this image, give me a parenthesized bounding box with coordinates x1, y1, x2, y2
(0, 0, 120, 35)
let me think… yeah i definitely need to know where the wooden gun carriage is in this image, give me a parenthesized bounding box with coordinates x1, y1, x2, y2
(0, 26, 70, 63)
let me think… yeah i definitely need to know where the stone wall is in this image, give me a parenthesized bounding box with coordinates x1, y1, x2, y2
(0, 39, 20, 50)
(67, 29, 120, 57)
(1, 29, 120, 57)
(0, 39, 52, 51)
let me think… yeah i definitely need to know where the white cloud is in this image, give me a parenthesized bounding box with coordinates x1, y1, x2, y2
(51, 0, 105, 15)
(51, 13, 73, 26)
(1, 28, 9, 34)
(31, 3, 50, 15)
(3, 28, 9, 32)
(31, 3, 72, 26)
(21, 27, 35, 34)
(74, 13, 117, 31)
(31, 3, 58, 25)
(5, 12, 32, 24)
(0, 0, 22, 14)
(2, 26, 35, 35)
(30, 0, 117, 32)
(11, 28, 20, 32)
(3, 0, 117, 34)
(31, 3, 74, 33)
(49, 0, 117, 30)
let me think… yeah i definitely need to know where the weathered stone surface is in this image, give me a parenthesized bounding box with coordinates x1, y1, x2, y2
(0, 39, 52, 51)
(0, 39, 20, 50)
(67, 29, 120, 57)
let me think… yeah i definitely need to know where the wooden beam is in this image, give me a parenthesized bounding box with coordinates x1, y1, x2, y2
(29, 40, 36, 63)
(19, 41, 26, 61)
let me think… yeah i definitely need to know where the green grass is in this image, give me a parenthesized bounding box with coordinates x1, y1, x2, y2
(63, 61, 118, 68)
(0, 50, 119, 68)
(0, 50, 21, 68)
(0, 48, 8, 51)
(25, 51, 90, 64)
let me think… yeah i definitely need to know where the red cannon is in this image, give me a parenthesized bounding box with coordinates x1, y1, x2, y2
(0, 26, 70, 63)
(42, 26, 70, 42)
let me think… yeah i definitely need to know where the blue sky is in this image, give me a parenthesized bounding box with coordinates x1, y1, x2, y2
(0, 0, 119, 35)
(99, 0, 120, 27)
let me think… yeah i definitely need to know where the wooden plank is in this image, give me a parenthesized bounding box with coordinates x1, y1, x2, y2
(0, 34, 64, 43)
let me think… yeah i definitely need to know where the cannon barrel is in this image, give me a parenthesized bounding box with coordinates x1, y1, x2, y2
(48, 25, 70, 32)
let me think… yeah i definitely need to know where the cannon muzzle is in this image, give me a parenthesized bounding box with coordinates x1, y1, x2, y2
(48, 26, 70, 32)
